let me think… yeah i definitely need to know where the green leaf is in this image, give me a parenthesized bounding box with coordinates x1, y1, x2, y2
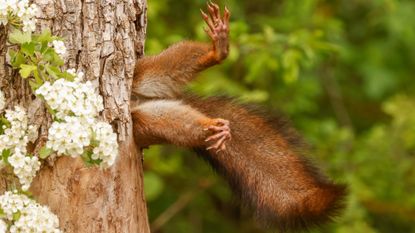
(1, 149, 11, 164)
(19, 64, 37, 78)
(9, 50, 27, 68)
(0, 119, 5, 135)
(0, 208, 5, 218)
(80, 149, 103, 167)
(52, 53, 64, 66)
(45, 65, 65, 80)
(39, 146, 53, 159)
(21, 42, 36, 57)
(81, 150, 94, 167)
(29, 80, 42, 90)
(45, 104, 56, 116)
(8, 49, 16, 59)
(0, 117, 10, 134)
(12, 211, 21, 221)
(18, 189, 34, 198)
(62, 71, 75, 81)
(33, 69, 43, 84)
(42, 48, 54, 62)
(36, 29, 52, 43)
(45, 65, 59, 80)
(42, 49, 64, 66)
(8, 30, 32, 44)
(90, 138, 99, 148)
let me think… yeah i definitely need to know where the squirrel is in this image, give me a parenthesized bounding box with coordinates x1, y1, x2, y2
(131, 2, 347, 232)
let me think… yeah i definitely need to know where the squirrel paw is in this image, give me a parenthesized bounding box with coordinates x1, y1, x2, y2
(204, 118, 231, 152)
(200, 2, 230, 61)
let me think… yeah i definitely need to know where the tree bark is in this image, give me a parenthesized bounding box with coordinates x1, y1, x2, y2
(0, 0, 150, 232)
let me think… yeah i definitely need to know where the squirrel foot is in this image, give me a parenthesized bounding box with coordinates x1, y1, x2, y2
(200, 2, 230, 61)
(204, 118, 231, 152)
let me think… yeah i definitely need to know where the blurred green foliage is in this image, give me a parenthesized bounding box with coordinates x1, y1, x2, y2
(142, 0, 415, 232)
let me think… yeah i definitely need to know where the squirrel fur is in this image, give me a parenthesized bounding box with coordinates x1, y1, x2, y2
(131, 3, 346, 232)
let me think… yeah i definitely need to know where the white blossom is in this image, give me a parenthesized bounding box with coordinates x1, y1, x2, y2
(0, 191, 61, 232)
(36, 78, 104, 119)
(74, 71, 84, 82)
(92, 121, 118, 168)
(0, 0, 10, 26)
(0, 106, 31, 153)
(66, 68, 76, 75)
(0, 0, 38, 32)
(51, 40, 66, 58)
(36, 76, 118, 168)
(0, 106, 39, 190)
(46, 116, 91, 157)
(8, 148, 40, 190)
(0, 219, 6, 233)
(45, 117, 118, 167)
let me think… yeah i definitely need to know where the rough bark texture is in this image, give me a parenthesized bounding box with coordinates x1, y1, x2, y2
(0, 0, 150, 232)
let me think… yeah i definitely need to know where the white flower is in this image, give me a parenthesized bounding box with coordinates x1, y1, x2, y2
(0, 219, 6, 233)
(22, 18, 36, 32)
(91, 121, 118, 168)
(36, 78, 104, 119)
(7, 0, 19, 12)
(0, 0, 8, 13)
(7, 149, 41, 191)
(46, 116, 92, 157)
(74, 71, 84, 82)
(0, 191, 61, 232)
(8, 148, 26, 168)
(51, 40, 66, 58)
(66, 68, 76, 76)
(0, 89, 5, 111)
(0, 15, 7, 27)
(0, 106, 40, 190)
(0, 106, 31, 153)
(0, 0, 38, 31)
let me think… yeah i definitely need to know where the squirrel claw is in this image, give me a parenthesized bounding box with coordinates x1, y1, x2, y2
(201, 2, 230, 61)
(206, 118, 231, 152)
(201, 2, 230, 40)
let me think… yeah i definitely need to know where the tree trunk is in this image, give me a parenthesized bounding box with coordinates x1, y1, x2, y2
(0, 0, 150, 232)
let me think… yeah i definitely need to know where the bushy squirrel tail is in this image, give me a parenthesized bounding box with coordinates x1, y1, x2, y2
(185, 95, 347, 232)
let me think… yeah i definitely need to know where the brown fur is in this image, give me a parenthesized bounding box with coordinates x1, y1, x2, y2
(131, 4, 346, 232)
(185, 95, 347, 232)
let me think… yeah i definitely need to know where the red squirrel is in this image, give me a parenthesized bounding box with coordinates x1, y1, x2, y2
(131, 3, 346, 232)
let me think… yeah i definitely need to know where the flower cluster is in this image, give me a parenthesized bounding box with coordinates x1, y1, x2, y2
(0, 191, 61, 233)
(92, 121, 118, 168)
(0, 90, 4, 112)
(8, 149, 41, 191)
(51, 40, 67, 59)
(0, 0, 38, 32)
(36, 77, 103, 119)
(46, 116, 91, 157)
(36, 73, 118, 168)
(0, 106, 39, 190)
